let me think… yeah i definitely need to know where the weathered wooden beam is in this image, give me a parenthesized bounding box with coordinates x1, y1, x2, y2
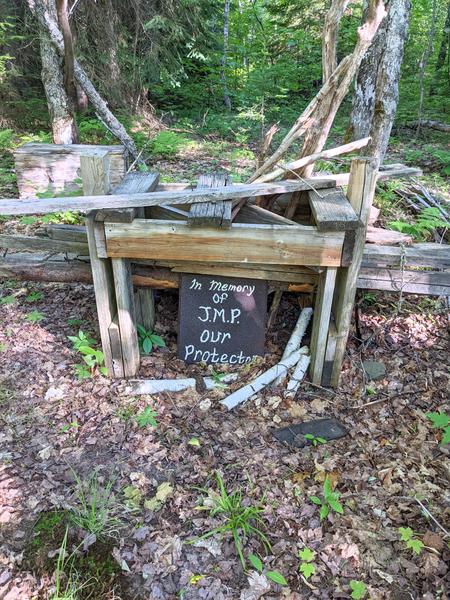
(0, 234, 88, 255)
(234, 204, 298, 225)
(307, 188, 361, 232)
(357, 267, 450, 296)
(80, 149, 111, 195)
(0, 179, 336, 216)
(104, 220, 345, 266)
(362, 243, 450, 269)
(188, 174, 231, 228)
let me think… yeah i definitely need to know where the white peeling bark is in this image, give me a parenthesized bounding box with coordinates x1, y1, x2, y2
(350, 0, 411, 162)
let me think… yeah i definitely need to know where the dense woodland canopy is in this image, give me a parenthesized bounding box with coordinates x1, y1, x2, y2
(0, 0, 449, 138)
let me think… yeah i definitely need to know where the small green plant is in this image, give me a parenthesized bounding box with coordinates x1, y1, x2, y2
(68, 331, 97, 351)
(310, 477, 344, 520)
(304, 434, 326, 447)
(26, 310, 45, 323)
(50, 527, 83, 600)
(149, 130, 190, 158)
(134, 406, 158, 428)
(248, 553, 287, 585)
(349, 580, 367, 600)
(210, 369, 228, 389)
(426, 412, 450, 446)
(26, 291, 43, 303)
(0, 294, 15, 305)
(192, 471, 271, 569)
(298, 547, 316, 580)
(67, 317, 85, 327)
(137, 325, 165, 354)
(61, 421, 79, 433)
(69, 470, 123, 541)
(389, 207, 448, 241)
(19, 215, 39, 225)
(398, 527, 424, 555)
(68, 331, 107, 378)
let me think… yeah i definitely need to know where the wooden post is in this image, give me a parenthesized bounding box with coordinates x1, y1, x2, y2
(134, 287, 155, 331)
(80, 149, 111, 195)
(326, 157, 379, 387)
(309, 267, 337, 384)
(112, 258, 140, 377)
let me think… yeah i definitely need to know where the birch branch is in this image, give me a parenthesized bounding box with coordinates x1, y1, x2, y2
(221, 347, 308, 410)
(284, 352, 311, 398)
(273, 307, 313, 386)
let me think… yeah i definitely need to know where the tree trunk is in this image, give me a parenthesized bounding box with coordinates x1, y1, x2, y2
(221, 0, 232, 110)
(350, 0, 411, 162)
(435, 1, 450, 72)
(322, 0, 350, 83)
(56, 0, 78, 109)
(29, 0, 77, 144)
(416, 0, 438, 134)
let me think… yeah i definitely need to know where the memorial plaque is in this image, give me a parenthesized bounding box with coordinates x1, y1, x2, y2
(178, 273, 267, 364)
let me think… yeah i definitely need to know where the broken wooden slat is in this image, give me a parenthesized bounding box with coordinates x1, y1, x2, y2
(234, 204, 298, 225)
(366, 225, 413, 245)
(108, 316, 125, 378)
(95, 172, 160, 223)
(188, 174, 231, 228)
(0, 178, 336, 216)
(357, 267, 450, 296)
(104, 220, 345, 267)
(307, 188, 361, 232)
(80, 149, 111, 196)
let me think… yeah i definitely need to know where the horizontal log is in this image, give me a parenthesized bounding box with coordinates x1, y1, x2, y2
(362, 243, 450, 269)
(407, 120, 450, 133)
(0, 178, 335, 216)
(0, 234, 89, 254)
(104, 220, 345, 266)
(358, 267, 450, 296)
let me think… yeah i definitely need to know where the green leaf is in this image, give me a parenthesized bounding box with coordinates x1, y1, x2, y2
(319, 504, 329, 520)
(0, 295, 15, 305)
(316, 437, 327, 444)
(398, 527, 414, 541)
(310, 496, 322, 505)
(328, 498, 344, 514)
(323, 477, 332, 496)
(188, 437, 201, 447)
(350, 580, 367, 599)
(150, 334, 166, 347)
(248, 553, 263, 572)
(266, 571, 287, 586)
(426, 412, 450, 429)
(135, 406, 158, 428)
(406, 538, 424, 555)
(298, 547, 315, 562)
(441, 426, 450, 446)
(26, 310, 44, 323)
(304, 433, 314, 440)
(299, 561, 315, 579)
(142, 337, 153, 354)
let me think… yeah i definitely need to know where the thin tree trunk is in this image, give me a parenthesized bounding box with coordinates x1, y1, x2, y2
(29, 0, 76, 144)
(28, 0, 139, 158)
(221, 0, 232, 110)
(322, 0, 350, 83)
(56, 0, 78, 109)
(416, 0, 438, 135)
(350, 0, 411, 162)
(435, 1, 450, 72)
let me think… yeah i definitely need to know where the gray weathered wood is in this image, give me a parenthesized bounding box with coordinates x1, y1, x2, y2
(108, 316, 125, 378)
(328, 157, 379, 387)
(362, 243, 450, 269)
(0, 233, 88, 255)
(147, 205, 190, 221)
(111, 258, 140, 377)
(188, 174, 231, 228)
(0, 178, 336, 215)
(96, 172, 160, 223)
(80, 149, 111, 196)
(13, 143, 127, 199)
(307, 188, 361, 232)
(134, 287, 155, 331)
(234, 204, 298, 225)
(357, 267, 450, 296)
(321, 317, 338, 387)
(309, 267, 338, 384)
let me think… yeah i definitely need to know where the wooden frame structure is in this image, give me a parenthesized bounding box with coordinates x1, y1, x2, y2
(74, 150, 378, 386)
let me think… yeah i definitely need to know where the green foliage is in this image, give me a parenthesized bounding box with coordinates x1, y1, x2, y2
(68, 331, 107, 378)
(398, 527, 424, 555)
(149, 131, 191, 158)
(426, 412, 450, 446)
(349, 580, 367, 600)
(50, 527, 81, 600)
(247, 553, 287, 585)
(210, 369, 229, 389)
(310, 477, 344, 521)
(193, 471, 271, 569)
(134, 406, 158, 428)
(389, 207, 449, 241)
(69, 470, 123, 541)
(26, 291, 43, 303)
(304, 433, 327, 447)
(298, 546, 316, 580)
(0, 294, 15, 305)
(26, 310, 45, 323)
(137, 325, 166, 354)
(0, 128, 13, 149)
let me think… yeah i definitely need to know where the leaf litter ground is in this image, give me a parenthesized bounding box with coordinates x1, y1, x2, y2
(0, 280, 449, 599)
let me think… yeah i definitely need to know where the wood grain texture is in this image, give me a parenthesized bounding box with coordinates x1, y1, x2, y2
(104, 220, 345, 266)
(96, 172, 159, 223)
(308, 188, 361, 231)
(0, 233, 88, 255)
(80, 150, 111, 196)
(234, 204, 298, 225)
(134, 287, 155, 331)
(108, 316, 125, 378)
(309, 267, 337, 384)
(188, 174, 231, 228)
(13, 143, 127, 199)
(0, 178, 336, 215)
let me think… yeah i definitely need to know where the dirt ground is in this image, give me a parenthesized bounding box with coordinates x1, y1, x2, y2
(0, 280, 449, 599)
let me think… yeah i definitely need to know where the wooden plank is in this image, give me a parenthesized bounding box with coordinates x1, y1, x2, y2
(234, 204, 298, 225)
(329, 158, 379, 387)
(112, 258, 140, 377)
(41, 224, 87, 243)
(357, 267, 450, 296)
(366, 225, 413, 246)
(134, 287, 155, 331)
(80, 149, 111, 196)
(362, 243, 450, 269)
(104, 220, 345, 266)
(108, 316, 125, 378)
(169, 263, 318, 284)
(307, 188, 361, 232)
(0, 178, 336, 215)
(321, 317, 338, 387)
(188, 174, 231, 228)
(309, 267, 338, 384)
(96, 172, 160, 223)
(0, 234, 88, 255)
(147, 205, 189, 220)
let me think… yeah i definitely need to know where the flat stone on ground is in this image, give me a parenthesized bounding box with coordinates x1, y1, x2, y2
(363, 360, 386, 381)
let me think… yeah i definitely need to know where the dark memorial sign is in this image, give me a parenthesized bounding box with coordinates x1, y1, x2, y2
(178, 274, 267, 364)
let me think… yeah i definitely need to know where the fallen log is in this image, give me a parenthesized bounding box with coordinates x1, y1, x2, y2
(123, 373, 239, 395)
(273, 306, 313, 386)
(407, 120, 450, 133)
